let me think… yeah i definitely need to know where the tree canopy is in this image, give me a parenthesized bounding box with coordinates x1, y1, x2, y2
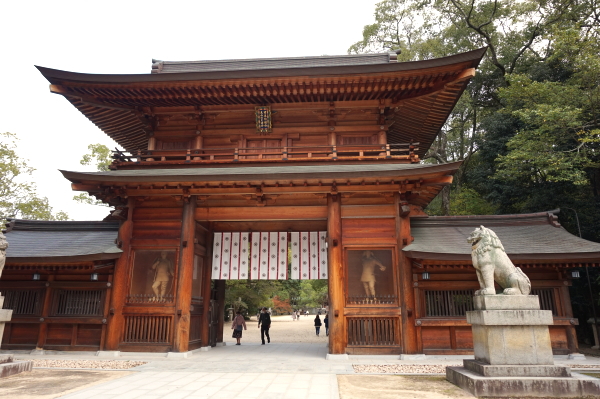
(0, 132, 68, 226)
(73, 143, 113, 207)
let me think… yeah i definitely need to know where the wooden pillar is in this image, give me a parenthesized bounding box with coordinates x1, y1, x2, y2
(561, 285, 579, 353)
(215, 280, 226, 344)
(36, 275, 54, 349)
(105, 198, 134, 350)
(327, 193, 344, 354)
(395, 193, 417, 354)
(193, 135, 203, 161)
(173, 196, 197, 352)
(378, 130, 387, 145)
(200, 222, 213, 347)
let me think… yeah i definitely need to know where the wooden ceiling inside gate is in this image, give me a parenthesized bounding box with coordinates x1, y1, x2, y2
(37, 48, 486, 156)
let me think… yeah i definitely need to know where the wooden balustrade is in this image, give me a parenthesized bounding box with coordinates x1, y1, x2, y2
(2, 289, 44, 316)
(347, 317, 398, 346)
(111, 143, 419, 167)
(424, 290, 475, 317)
(346, 295, 398, 305)
(51, 289, 105, 316)
(125, 294, 175, 305)
(123, 315, 172, 344)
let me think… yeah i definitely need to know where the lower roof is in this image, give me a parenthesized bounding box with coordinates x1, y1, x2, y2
(4, 219, 122, 262)
(61, 161, 461, 184)
(403, 212, 600, 262)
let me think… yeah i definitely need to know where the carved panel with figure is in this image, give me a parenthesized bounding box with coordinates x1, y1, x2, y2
(346, 249, 397, 305)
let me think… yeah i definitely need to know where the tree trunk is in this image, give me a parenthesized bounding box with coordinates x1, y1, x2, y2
(441, 185, 451, 216)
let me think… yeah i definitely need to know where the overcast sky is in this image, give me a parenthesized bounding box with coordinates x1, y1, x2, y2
(1, 0, 381, 221)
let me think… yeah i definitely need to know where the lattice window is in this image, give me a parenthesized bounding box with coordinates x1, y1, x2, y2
(347, 317, 397, 346)
(424, 290, 475, 317)
(52, 290, 105, 316)
(531, 288, 558, 316)
(2, 289, 43, 316)
(123, 315, 172, 344)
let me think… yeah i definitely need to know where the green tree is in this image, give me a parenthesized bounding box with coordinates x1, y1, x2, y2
(0, 132, 68, 225)
(73, 144, 113, 206)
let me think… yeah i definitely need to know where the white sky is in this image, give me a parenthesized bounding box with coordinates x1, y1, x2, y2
(1, 0, 381, 221)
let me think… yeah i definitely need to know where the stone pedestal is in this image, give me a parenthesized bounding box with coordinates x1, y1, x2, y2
(447, 295, 600, 397)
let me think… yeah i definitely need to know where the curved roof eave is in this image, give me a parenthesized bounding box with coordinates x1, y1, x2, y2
(36, 48, 487, 84)
(60, 161, 463, 185)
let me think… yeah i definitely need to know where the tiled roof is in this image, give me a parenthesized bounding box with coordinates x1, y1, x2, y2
(4, 219, 121, 261)
(151, 53, 397, 74)
(403, 212, 600, 261)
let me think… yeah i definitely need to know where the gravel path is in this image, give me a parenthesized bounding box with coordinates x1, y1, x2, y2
(233, 314, 328, 344)
(353, 364, 461, 374)
(32, 360, 146, 369)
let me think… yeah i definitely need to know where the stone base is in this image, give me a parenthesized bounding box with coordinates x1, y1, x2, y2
(464, 359, 571, 377)
(400, 354, 427, 360)
(447, 366, 600, 397)
(215, 342, 226, 347)
(0, 360, 32, 378)
(326, 354, 349, 360)
(199, 346, 211, 352)
(568, 353, 586, 360)
(166, 351, 193, 359)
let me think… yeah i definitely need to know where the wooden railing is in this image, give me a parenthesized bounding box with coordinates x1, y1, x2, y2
(51, 289, 105, 316)
(346, 295, 398, 305)
(531, 288, 557, 316)
(347, 317, 397, 346)
(123, 315, 172, 344)
(126, 294, 175, 305)
(2, 289, 44, 316)
(111, 143, 419, 167)
(424, 290, 475, 317)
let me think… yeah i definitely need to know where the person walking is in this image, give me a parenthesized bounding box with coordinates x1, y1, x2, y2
(231, 310, 247, 345)
(314, 314, 322, 336)
(258, 307, 271, 345)
(324, 313, 329, 336)
(292, 311, 297, 321)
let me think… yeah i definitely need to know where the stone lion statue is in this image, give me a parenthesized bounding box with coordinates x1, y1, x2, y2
(467, 225, 531, 296)
(0, 231, 7, 276)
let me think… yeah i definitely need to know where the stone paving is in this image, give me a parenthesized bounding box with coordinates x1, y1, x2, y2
(4, 341, 600, 399)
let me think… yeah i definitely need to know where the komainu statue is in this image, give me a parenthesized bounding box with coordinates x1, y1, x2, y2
(467, 225, 531, 296)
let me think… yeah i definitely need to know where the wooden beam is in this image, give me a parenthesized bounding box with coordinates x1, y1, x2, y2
(196, 206, 327, 221)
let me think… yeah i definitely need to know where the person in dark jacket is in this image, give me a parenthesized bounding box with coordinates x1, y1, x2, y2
(314, 314, 322, 336)
(257, 307, 271, 345)
(323, 313, 329, 336)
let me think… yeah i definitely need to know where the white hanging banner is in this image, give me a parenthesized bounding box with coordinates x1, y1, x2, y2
(290, 232, 300, 279)
(250, 232, 260, 280)
(278, 232, 288, 280)
(300, 232, 310, 280)
(319, 231, 328, 279)
(309, 232, 319, 279)
(212, 232, 223, 279)
(229, 233, 241, 280)
(259, 232, 269, 280)
(239, 233, 249, 279)
(212, 231, 327, 280)
(220, 232, 232, 279)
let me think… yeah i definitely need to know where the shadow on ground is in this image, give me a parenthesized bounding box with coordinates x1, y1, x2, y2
(0, 369, 131, 399)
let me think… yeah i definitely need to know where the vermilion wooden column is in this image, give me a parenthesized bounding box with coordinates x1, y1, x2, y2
(105, 198, 134, 350)
(200, 222, 213, 347)
(173, 196, 197, 352)
(395, 192, 417, 354)
(327, 193, 345, 354)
